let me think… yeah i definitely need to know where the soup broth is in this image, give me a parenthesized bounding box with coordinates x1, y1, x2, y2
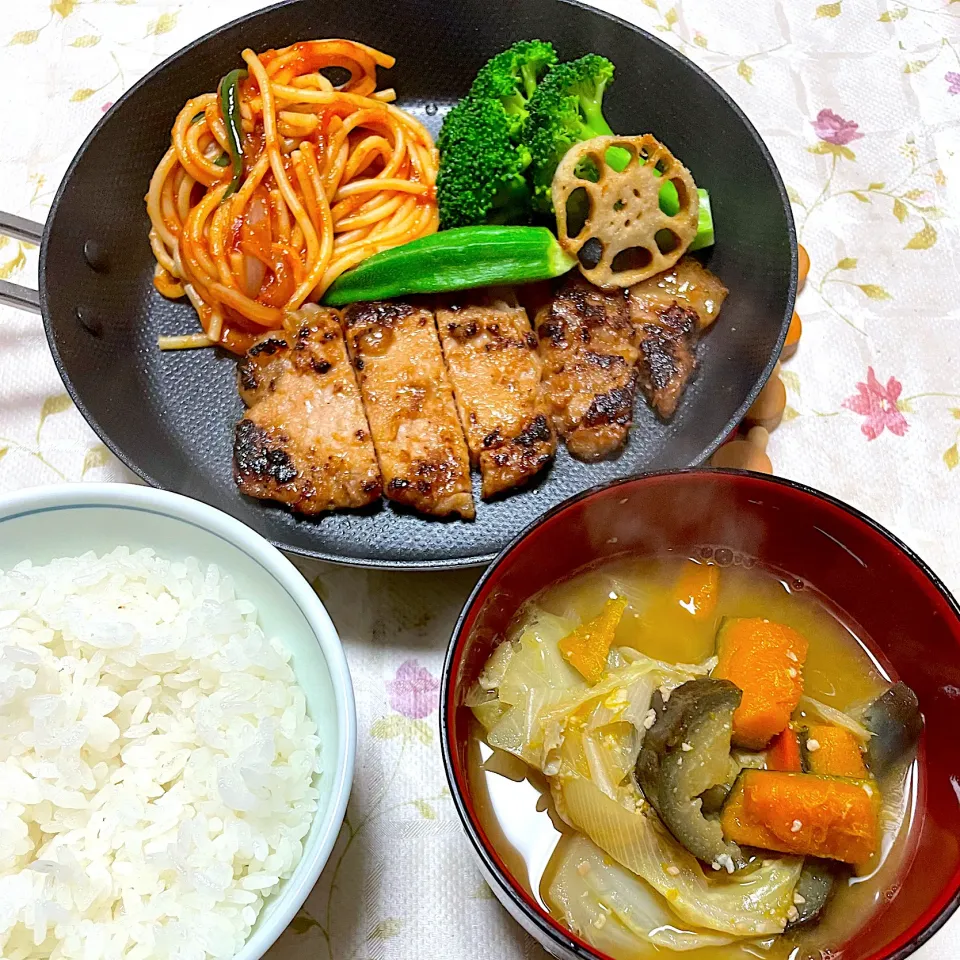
(467, 555, 918, 960)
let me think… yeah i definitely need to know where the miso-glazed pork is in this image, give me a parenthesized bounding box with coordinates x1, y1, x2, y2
(437, 291, 555, 498)
(535, 276, 640, 461)
(343, 301, 475, 519)
(629, 256, 729, 418)
(629, 255, 729, 332)
(234, 307, 382, 514)
(230, 258, 731, 517)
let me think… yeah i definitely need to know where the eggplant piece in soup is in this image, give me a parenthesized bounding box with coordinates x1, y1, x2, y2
(635, 678, 746, 869)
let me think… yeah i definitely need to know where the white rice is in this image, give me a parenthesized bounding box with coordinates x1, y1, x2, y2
(0, 547, 320, 960)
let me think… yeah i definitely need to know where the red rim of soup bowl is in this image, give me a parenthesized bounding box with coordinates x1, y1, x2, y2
(441, 469, 960, 960)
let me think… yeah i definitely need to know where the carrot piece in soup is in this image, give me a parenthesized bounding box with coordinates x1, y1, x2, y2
(804, 725, 869, 778)
(559, 596, 627, 684)
(768, 726, 804, 772)
(672, 560, 720, 621)
(720, 770, 880, 865)
(713, 618, 809, 749)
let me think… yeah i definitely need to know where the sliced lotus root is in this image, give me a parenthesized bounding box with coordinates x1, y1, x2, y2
(552, 134, 700, 288)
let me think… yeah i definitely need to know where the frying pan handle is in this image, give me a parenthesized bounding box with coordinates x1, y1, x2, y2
(0, 280, 39, 313)
(0, 212, 43, 314)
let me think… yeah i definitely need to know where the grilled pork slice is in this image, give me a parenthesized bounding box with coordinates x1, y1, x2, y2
(629, 255, 729, 332)
(234, 308, 382, 514)
(343, 301, 475, 519)
(436, 291, 555, 498)
(535, 276, 639, 461)
(631, 304, 700, 419)
(629, 256, 729, 419)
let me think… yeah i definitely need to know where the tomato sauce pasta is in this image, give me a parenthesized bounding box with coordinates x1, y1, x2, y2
(147, 39, 438, 353)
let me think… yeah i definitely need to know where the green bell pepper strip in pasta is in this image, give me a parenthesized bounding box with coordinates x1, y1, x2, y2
(218, 68, 248, 199)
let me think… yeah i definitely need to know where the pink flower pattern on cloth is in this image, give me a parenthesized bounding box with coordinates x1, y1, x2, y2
(811, 108, 864, 146)
(842, 368, 909, 441)
(387, 659, 440, 719)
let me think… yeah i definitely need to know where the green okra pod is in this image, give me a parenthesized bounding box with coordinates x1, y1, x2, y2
(323, 226, 576, 306)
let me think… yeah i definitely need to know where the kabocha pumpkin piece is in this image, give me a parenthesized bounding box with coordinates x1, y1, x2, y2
(552, 134, 699, 288)
(635, 678, 746, 868)
(720, 770, 880, 865)
(625, 558, 721, 664)
(768, 726, 804, 772)
(558, 595, 627, 683)
(802, 725, 868, 778)
(672, 559, 720, 621)
(713, 617, 808, 749)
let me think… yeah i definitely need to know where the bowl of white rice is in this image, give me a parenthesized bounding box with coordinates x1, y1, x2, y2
(0, 483, 356, 960)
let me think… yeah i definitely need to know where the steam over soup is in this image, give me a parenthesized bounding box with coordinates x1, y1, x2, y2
(466, 555, 922, 960)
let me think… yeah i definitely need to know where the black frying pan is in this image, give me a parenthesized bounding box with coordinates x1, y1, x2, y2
(0, 0, 796, 570)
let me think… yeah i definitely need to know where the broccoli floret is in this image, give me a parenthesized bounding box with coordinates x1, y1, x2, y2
(436, 98, 533, 228)
(436, 41, 556, 228)
(524, 54, 618, 213)
(469, 39, 558, 135)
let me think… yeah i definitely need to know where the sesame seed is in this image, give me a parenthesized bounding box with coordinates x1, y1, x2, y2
(794, 893, 806, 905)
(863, 783, 874, 796)
(788, 667, 798, 678)
(659, 685, 672, 703)
(593, 914, 607, 929)
(715, 854, 735, 874)
(791, 820, 803, 833)
(607, 537, 619, 545)
(666, 865, 680, 876)
(643, 709, 657, 730)
(676, 756, 683, 766)
(806, 738, 821, 752)
(608, 591, 618, 600)
(786, 906, 800, 923)
(681, 742, 693, 752)
(786, 650, 798, 663)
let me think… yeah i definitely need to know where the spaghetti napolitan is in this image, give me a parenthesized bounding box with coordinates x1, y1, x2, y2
(147, 39, 439, 354)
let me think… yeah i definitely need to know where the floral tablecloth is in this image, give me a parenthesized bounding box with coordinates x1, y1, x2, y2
(2, 1, 958, 957)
